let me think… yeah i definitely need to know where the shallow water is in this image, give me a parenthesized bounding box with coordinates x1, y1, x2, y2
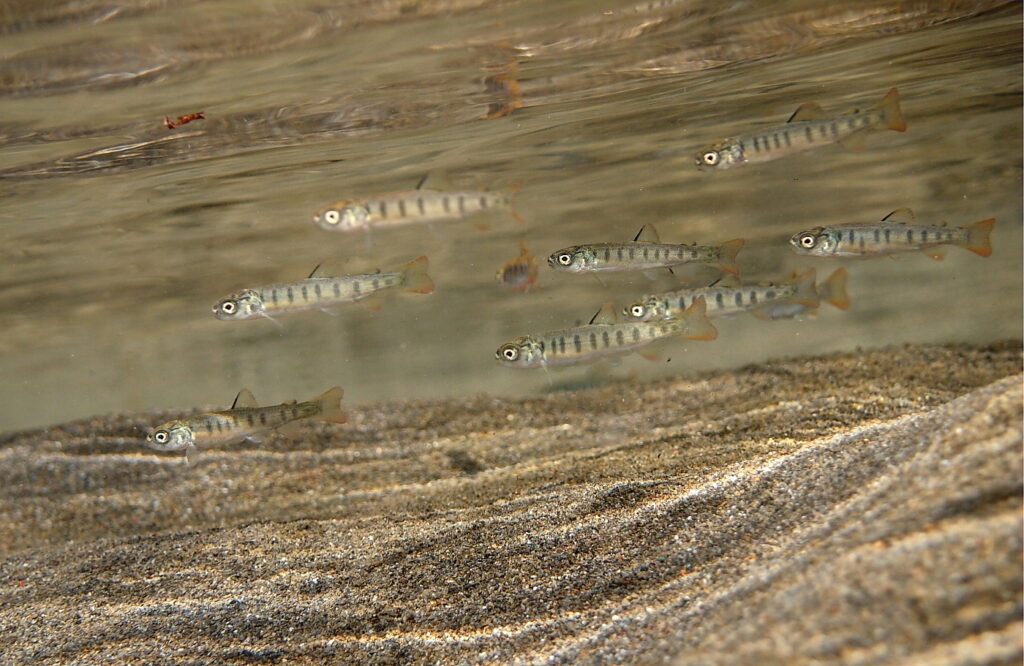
(0, 0, 1020, 432)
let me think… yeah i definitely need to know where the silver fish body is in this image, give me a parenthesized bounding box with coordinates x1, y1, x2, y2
(214, 257, 433, 321)
(147, 387, 346, 462)
(548, 239, 743, 275)
(623, 269, 819, 322)
(313, 189, 514, 232)
(495, 298, 716, 368)
(696, 88, 906, 171)
(790, 217, 994, 259)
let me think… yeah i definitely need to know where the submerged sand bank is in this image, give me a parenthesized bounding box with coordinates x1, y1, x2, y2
(0, 343, 1021, 664)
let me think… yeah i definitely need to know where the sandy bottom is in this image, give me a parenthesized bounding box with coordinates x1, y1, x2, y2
(0, 343, 1021, 664)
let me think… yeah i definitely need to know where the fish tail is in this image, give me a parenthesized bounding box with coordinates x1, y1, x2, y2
(315, 386, 347, 424)
(679, 297, 718, 341)
(960, 218, 995, 257)
(790, 268, 820, 308)
(714, 239, 745, 275)
(873, 87, 906, 132)
(399, 256, 435, 294)
(819, 268, 851, 310)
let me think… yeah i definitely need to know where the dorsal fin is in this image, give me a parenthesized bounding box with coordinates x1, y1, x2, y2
(881, 207, 916, 223)
(716, 274, 742, 288)
(787, 101, 826, 123)
(307, 262, 328, 279)
(633, 223, 660, 243)
(231, 389, 259, 409)
(588, 301, 618, 326)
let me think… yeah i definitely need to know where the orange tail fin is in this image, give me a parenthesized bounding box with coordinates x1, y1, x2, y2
(399, 256, 435, 294)
(315, 386, 347, 424)
(819, 268, 851, 310)
(960, 218, 994, 257)
(714, 239, 745, 275)
(873, 87, 907, 132)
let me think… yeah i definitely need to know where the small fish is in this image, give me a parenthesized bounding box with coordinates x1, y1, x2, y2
(548, 224, 744, 276)
(759, 268, 851, 319)
(622, 269, 820, 322)
(495, 298, 716, 369)
(214, 256, 434, 322)
(147, 386, 346, 464)
(790, 209, 994, 259)
(496, 241, 540, 292)
(314, 173, 521, 233)
(696, 88, 906, 170)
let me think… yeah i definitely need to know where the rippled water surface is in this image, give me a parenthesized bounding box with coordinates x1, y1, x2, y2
(1, 0, 1020, 431)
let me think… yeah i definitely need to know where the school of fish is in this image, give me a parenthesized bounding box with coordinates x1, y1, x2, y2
(144, 86, 996, 462)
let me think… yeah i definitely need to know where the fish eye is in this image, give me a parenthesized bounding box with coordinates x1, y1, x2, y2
(323, 210, 341, 225)
(557, 253, 573, 266)
(220, 300, 237, 314)
(499, 346, 519, 361)
(153, 430, 168, 444)
(800, 234, 817, 248)
(630, 304, 645, 317)
(702, 151, 719, 165)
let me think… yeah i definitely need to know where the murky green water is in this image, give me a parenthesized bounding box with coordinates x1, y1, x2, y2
(1, 0, 1020, 432)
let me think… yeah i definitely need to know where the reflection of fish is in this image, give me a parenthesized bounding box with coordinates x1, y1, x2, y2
(314, 176, 521, 232)
(696, 88, 906, 170)
(548, 224, 743, 275)
(495, 298, 716, 369)
(496, 241, 539, 292)
(790, 209, 994, 259)
(147, 387, 346, 464)
(213, 257, 434, 322)
(622, 269, 820, 322)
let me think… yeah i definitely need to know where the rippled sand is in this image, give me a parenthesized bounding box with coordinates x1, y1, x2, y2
(0, 342, 1020, 664)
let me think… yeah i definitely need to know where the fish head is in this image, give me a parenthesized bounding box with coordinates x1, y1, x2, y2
(213, 289, 264, 320)
(790, 227, 837, 255)
(313, 200, 371, 231)
(547, 246, 593, 272)
(146, 421, 194, 451)
(695, 139, 743, 171)
(622, 297, 661, 322)
(495, 336, 544, 368)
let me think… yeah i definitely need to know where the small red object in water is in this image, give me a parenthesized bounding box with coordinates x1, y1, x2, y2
(164, 112, 206, 130)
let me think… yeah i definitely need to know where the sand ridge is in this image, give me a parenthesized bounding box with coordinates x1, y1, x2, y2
(0, 343, 1020, 664)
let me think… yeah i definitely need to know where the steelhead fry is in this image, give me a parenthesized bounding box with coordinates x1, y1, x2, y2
(696, 88, 906, 170)
(790, 209, 994, 259)
(147, 387, 346, 464)
(495, 298, 717, 370)
(548, 224, 744, 276)
(213, 256, 434, 323)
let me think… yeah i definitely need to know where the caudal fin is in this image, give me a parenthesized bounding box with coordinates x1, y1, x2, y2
(315, 386, 347, 424)
(819, 268, 851, 310)
(714, 239, 745, 275)
(960, 218, 994, 257)
(873, 87, 906, 132)
(400, 256, 435, 294)
(679, 297, 718, 341)
(788, 268, 820, 308)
